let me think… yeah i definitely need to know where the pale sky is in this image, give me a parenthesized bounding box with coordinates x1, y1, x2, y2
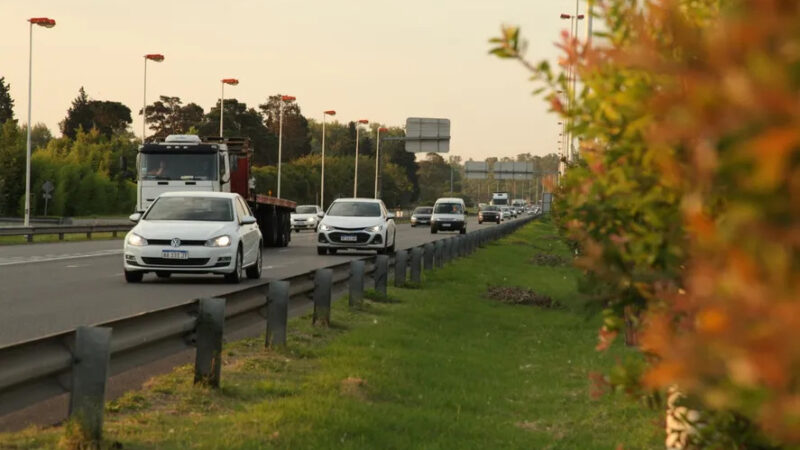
(1, 0, 587, 161)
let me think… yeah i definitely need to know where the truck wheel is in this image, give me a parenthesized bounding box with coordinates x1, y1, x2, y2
(246, 247, 262, 279)
(124, 270, 143, 283)
(225, 248, 243, 284)
(317, 247, 327, 255)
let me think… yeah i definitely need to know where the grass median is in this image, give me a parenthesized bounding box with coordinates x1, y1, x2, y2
(0, 218, 661, 449)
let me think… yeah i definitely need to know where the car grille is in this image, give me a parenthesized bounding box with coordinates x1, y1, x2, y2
(141, 257, 211, 266)
(147, 239, 207, 246)
(328, 232, 371, 243)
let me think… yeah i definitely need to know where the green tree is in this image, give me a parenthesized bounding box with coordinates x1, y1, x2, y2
(60, 88, 132, 139)
(0, 121, 24, 215)
(199, 98, 275, 166)
(0, 77, 14, 125)
(259, 94, 312, 164)
(144, 96, 204, 141)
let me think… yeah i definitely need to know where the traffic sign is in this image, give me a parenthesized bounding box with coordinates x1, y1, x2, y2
(464, 161, 488, 179)
(404, 118, 450, 153)
(42, 180, 54, 194)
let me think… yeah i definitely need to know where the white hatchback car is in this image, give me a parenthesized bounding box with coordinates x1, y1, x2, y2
(430, 197, 467, 234)
(316, 198, 396, 255)
(123, 192, 262, 283)
(291, 204, 322, 232)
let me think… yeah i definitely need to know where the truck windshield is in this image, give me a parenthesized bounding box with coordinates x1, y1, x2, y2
(434, 203, 463, 214)
(143, 197, 233, 221)
(327, 202, 381, 217)
(140, 153, 217, 181)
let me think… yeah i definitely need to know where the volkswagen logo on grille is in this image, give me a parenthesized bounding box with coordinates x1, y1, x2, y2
(170, 238, 181, 247)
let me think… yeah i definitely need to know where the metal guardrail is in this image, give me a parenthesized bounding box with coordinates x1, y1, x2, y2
(0, 224, 132, 242)
(0, 215, 537, 426)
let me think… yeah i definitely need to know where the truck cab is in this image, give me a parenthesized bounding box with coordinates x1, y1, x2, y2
(136, 135, 231, 213)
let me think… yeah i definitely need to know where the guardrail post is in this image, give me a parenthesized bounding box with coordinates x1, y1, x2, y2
(69, 326, 112, 444)
(59, 232, 65, 241)
(410, 247, 422, 284)
(26, 233, 33, 243)
(86, 231, 92, 240)
(313, 268, 333, 326)
(423, 242, 434, 271)
(447, 238, 456, 262)
(194, 297, 225, 387)
(394, 249, 408, 287)
(266, 281, 289, 347)
(434, 240, 444, 268)
(349, 260, 364, 307)
(374, 255, 388, 296)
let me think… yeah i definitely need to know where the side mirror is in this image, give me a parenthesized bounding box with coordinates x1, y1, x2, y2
(316, 211, 325, 219)
(219, 154, 229, 184)
(387, 213, 396, 220)
(241, 215, 257, 225)
(129, 213, 142, 222)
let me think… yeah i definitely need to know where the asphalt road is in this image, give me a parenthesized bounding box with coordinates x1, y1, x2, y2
(0, 216, 520, 346)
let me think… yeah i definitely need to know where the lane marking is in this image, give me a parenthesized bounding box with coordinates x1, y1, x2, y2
(0, 249, 122, 267)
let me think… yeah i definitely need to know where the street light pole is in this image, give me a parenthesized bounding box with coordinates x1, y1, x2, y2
(375, 127, 388, 199)
(277, 95, 296, 198)
(142, 54, 164, 145)
(321, 110, 336, 209)
(24, 17, 55, 227)
(353, 119, 368, 197)
(219, 78, 239, 137)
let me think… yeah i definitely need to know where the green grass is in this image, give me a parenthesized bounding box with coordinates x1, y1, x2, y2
(0, 219, 661, 449)
(0, 232, 122, 246)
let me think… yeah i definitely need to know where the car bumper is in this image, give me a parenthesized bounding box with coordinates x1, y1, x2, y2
(123, 245, 237, 273)
(431, 220, 465, 230)
(317, 230, 385, 249)
(479, 215, 500, 222)
(410, 218, 431, 225)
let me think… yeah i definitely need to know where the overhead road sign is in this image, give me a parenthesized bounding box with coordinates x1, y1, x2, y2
(464, 161, 488, 179)
(404, 118, 450, 153)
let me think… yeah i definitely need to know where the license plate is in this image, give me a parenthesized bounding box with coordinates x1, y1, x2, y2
(441, 223, 451, 227)
(161, 250, 188, 259)
(340, 235, 358, 242)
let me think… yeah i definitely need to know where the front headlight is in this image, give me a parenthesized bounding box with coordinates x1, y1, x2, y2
(126, 233, 147, 246)
(411, 216, 417, 220)
(318, 223, 332, 232)
(205, 235, 232, 247)
(307, 217, 317, 222)
(366, 224, 382, 233)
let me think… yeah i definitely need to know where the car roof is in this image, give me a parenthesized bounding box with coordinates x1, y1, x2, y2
(158, 191, 238, 199)
(434, 197, 464, 203)
(331, 198, 383, 204)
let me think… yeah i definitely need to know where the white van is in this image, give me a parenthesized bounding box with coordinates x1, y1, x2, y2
(430, 197, 466, 234)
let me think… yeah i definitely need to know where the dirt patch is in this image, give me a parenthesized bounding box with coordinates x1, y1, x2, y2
(340, 377, 369, 402)
(530, 253, 568, 267)
(486, 286, 559, 308)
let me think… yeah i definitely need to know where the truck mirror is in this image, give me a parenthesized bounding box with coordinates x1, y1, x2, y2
(219, 154, 229, 183)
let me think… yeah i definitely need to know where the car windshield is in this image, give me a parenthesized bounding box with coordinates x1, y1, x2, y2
(327, 201, 382, 217)
(144, 197, 233, 221)
(434, 203, 463, 214)
(414, 207, 433, 214)
(483, 206, 499, 211)
(295, 206, 317, 214)
(140, 152, 217, 181)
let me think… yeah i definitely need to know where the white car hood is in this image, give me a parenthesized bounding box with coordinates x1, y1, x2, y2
(321, 216, 384, 229)
(134, 220, 233, 240)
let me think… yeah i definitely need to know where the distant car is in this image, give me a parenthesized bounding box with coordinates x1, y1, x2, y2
(317, 198, 396, 255)
(410, 206, 433, 227)
(500, 206, 511, 221)
(123, 192, 262, 284)
(478, 205, 501, 224)
(291, 204, 322, 232)
(431, 197, 466, 234)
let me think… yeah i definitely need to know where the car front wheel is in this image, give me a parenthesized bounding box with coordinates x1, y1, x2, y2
(225, 248, 244, 284)
(125, 270, 143, 283)
(317, 247, 327, 255)
(246, 246, 262, 279)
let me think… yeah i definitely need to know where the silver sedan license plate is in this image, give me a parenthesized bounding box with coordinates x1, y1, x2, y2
(441, 223, 451, 228)
(340, 235, 358, 242)
(162, 250, 188, 260)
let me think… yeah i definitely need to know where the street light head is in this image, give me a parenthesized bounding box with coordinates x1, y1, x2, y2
(222, 78, 239, 85)
(324, 110, 336, 116)
(577, 14, 585, 19)
(29, 17, 56, 28)
(378, 127, 389, 132)
(281, 95, 296, 102)
(145, 54, 165, 62)
(358, 119, 369, 124)
(560, 13, 571, 19)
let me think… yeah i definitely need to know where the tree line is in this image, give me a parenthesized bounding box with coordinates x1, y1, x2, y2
(0, 77, 557, 216)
